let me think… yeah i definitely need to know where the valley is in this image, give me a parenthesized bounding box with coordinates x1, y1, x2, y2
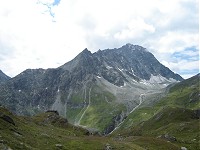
(0, 44, 199, 149)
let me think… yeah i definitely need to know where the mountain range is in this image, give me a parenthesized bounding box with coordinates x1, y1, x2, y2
(0, 73, 199, 150)
(0, 43, 199, 149)
(0, 44, 184, 133)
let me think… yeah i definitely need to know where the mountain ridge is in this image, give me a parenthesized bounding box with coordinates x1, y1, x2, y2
(61, 44, 183, 83)
(0, 43, 184, 134)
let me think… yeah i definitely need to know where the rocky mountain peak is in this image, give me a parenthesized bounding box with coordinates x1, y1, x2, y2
(83, 48, 90, 52)
(60, 48, 93, 71)
(79, 48, 92, 57)
(60, 44, 183, 82)
(122, 43, 147, 52)
(0, 43, 184, 123)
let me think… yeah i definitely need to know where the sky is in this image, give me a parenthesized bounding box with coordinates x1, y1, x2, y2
(0, 0, 199, 79)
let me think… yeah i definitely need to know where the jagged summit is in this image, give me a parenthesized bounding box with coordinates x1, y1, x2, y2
(94, 44, 183, 82)
(60, 44, 183, 82)
(122, 43, 148, 51)
(78, 48, 92, 56)
(60, 48, 93, 71)
(82, 47, 90, 52)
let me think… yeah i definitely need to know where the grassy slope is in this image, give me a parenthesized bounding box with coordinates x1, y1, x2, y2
(0, 106, 180, 150)
(118, 107, 199, 149)
(156, 74, 199, 109)
(120, 74, 199, 129)
(80, 87, 127, 132)
(1, 75, 199, 149)
(112, 74, 200, 149)
(66, 85, 127, 133)
(65, 74, 199, 134)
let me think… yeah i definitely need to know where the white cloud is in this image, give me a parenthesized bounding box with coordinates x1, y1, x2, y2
(38, 0, 54, 3)
(162, 60, 199, 72)
(0, 0, 198, 78)
(148, 31, 199, 54)
(181, 74, 198, 79)
(114, 18, 155, 40)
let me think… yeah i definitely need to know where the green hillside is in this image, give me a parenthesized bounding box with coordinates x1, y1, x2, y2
(156, 74, 200, 109)
(116, 107, 199, 149)
(116, 74, 199, 129)
(0, 74, 199, 150)
(66, 85, 127, 133)
(0, 106, 181, 150)
(112, 74, 200, 150)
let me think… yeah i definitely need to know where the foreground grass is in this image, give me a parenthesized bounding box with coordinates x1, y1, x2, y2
(0, 106, 181, 150)
(1, 75, 199, 149)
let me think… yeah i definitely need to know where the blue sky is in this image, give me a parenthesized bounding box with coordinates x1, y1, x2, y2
(0, 0, 199, 79)
(173, 47, 199, 60)
(52, 0, 61, 6)
(165, 47, 199, 78)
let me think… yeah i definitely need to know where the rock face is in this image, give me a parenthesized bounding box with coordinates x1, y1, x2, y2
(0, 44, 183, 133)
(0, 70, 10, 84)
(61, 44, 183, 86)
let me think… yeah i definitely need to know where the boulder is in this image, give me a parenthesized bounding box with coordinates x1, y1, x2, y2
(181, 147, 187, 150)
(55, 144, 63, 148)
(157, 134, 176, 142)
(105, 143, 112, 150)
(0, 113, 15, 126)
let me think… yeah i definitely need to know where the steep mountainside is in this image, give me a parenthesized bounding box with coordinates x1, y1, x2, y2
(61, 44, 183, 85)
(0, 70, 10, 84)
(0, 44, 183, 134)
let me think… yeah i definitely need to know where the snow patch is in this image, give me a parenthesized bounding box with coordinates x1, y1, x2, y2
(97, 76, 101, 79)
(106, 65, 113, 69)
(18, 90, 21, 92)
(118, 67, 123, 72)
(131, 68, 134, 74)
(169, 78, 177, 82)
(149, 74, 169, 83)
(120, 82, 127, 88)
(140, 74, 178, 87)
(140, 80, 150, 85)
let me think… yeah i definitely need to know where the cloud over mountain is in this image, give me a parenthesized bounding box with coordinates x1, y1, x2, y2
(0, 0, 198, 78)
